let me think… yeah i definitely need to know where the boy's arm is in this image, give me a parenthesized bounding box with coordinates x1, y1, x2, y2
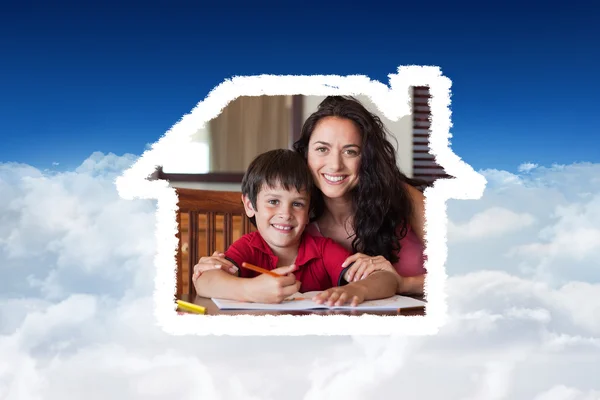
(313, 271, 399, 307)
(396, 274, 425, 295)
(194, 269, 250, 302)
(193, 236, 253, 301)
(193, 235, 301, 303)
(316, 238, 396, 305)
(348, 270, 398, 300)
(195, 266, 301, 303)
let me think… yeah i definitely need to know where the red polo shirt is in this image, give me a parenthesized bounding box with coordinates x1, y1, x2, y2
(224, 231, 352, 292)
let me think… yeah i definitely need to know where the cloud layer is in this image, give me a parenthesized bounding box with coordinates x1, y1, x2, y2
(1, 154, 599, 399)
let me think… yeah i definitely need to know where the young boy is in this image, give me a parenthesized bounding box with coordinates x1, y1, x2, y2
(192, 149, 398, 307)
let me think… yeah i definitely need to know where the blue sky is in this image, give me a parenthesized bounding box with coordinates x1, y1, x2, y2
(1, 2, 598, 172)
(2, 4, 600, 397)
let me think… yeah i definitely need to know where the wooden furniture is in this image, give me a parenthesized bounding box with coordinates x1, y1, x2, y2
(178, 294, 426, 316)
(175, 188, 256, 297)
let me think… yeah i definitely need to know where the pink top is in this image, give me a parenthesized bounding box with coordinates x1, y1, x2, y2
(304, 222, 427, 277)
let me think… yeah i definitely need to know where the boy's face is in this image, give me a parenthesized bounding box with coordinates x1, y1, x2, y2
(242, 183, 310, 253)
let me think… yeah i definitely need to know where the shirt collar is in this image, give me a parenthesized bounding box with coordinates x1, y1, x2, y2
(248, 231, 320, 267)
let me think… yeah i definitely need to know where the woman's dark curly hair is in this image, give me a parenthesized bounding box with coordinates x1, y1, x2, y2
(293, 96, 427, 263)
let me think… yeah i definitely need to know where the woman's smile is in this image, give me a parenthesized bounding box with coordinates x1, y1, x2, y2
(322, 173, 349, 185)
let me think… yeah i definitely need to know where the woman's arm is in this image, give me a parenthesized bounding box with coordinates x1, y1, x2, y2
(404, 182, 426, 244)
(401, 183, 427, 295)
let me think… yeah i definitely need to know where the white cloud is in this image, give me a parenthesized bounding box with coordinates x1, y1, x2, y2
(0, 155, 599, 399)
(448, 207, 536, 242)
(75, 151, 138, 177)
(507, 193, 600, 285)
(518, 162, 538, 172)
(510, 195, 600, 262)
(445, 163, 600, 286)
(480, 168, 523, 187)
(534, 385, 600, 400)
(0, 153, 156, 300)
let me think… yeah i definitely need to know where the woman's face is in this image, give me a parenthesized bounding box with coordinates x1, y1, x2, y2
(307, 116, 362, 200)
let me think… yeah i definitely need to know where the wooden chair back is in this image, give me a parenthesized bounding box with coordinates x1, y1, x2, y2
(175, 188, 255, 297)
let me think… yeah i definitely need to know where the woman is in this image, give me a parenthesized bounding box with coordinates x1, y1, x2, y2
(293, 95, 427, 295)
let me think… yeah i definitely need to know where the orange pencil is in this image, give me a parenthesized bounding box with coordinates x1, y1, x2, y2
(241, 262, 281, 278)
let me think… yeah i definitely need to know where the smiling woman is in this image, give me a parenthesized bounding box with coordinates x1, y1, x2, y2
(294, 96, 429, 295)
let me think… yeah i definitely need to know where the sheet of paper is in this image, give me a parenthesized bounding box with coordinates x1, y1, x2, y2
(328, 295, 426, 310)
(211, 291, 426, 311)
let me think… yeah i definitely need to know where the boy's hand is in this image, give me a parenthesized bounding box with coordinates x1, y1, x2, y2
(342, 253, 396, 282)
(192, 251, 239, 282)
(313, 283, 368, 307)
(244, 264, 301, 304)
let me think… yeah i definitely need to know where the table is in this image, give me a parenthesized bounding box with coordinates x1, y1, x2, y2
(178, 294, 426, 316)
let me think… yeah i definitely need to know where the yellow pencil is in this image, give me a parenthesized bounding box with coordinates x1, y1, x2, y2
(176, 300, 206, 314)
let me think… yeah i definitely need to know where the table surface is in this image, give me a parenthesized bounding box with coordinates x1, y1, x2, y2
(178, 294, 426, 316)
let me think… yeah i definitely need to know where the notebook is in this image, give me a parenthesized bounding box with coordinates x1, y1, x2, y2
(211, 291, 426, 311)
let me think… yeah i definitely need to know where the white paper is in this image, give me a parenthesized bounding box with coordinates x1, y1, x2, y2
(211, 291, 426, 311)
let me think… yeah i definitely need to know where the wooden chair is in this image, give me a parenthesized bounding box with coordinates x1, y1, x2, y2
(175, 188, 256, 297)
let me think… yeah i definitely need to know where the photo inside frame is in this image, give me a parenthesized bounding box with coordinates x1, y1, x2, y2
(149, 90, 448, 301)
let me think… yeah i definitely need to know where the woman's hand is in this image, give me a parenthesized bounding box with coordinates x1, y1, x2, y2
(192, 251, 239, 282)
(342, 253, 397, 282)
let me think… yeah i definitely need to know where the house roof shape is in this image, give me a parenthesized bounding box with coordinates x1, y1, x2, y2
(116, 65, 487, 336)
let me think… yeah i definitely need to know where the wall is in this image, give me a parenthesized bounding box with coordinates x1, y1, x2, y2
(163, 93, 415, 178)
(162, 96, 291, 174)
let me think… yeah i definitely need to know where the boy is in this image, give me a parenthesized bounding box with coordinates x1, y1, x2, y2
(192, 149, 398, 307)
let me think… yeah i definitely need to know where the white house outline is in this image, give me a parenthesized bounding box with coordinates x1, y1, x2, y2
(116, 65, 487, 336)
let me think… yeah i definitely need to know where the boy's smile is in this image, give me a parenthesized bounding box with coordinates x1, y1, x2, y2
(271, 223, 294, 232)
(242, 183, 310, 260)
